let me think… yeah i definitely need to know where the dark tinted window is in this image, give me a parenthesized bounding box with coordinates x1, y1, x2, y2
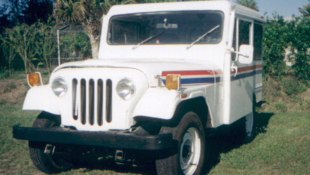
(238, 20, 251, 49)
(254, 23, 263, 60)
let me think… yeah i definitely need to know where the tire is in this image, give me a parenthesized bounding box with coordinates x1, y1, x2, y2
(243, 97, 256, 143)
(29, 112, 73, 174)
(156, 112, 205, 175)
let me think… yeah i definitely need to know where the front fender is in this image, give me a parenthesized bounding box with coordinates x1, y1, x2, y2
(132, 88, 181, 120)
(23, 85, 60, 115)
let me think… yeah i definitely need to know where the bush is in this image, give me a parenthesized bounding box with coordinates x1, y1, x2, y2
(282, 77, 307, 96)
(0, 99, 7, 105)
(275, 103, 287, 112)
(263, 15, 310, 80)
(0, 69, 10, 79)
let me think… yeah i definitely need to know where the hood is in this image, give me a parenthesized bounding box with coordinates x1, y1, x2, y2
(53, 59, 222, 86)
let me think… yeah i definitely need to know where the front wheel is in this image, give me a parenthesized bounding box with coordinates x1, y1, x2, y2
(29, 112, 73, 174)
(156, 112, 205, 175)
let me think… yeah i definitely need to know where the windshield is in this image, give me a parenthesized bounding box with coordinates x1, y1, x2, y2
(108, 11, 223, 45)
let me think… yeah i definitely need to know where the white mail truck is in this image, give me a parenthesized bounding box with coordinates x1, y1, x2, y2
(13, 1, 265, 174)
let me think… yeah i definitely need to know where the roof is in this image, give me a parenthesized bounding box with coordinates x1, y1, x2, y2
(107, 0, 265, 22)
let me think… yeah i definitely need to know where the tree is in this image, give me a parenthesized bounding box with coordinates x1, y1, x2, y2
(287, 17, 310, 80)
(299, 0, 310, 17)
(54, 0, 135, 59)
(0, 32, 17, 76)
(22, 0, 54, 25)
(33, 19, 57, 72)
(0, 0, 53, 28)
(236, 0, 259, 11)
(61, 31, 91, 59)
(9, 24, 36, 73)
(263, 15, 287, 77)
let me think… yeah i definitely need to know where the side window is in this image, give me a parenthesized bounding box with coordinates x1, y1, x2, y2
(238, 20, 251, 50)
(254, 23, 263, 60)
(232, 19, 252, 60)
(231, 19, 236, 60)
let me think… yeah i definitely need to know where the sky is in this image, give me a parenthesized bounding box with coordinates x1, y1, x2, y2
(250, 0, 309, 17)
(0, 0, 309, 18)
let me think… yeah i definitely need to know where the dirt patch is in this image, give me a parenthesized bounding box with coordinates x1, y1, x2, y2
(0, 78, 28, 105)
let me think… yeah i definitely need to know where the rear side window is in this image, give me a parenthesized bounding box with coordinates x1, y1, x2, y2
(254, 23, 263, 60)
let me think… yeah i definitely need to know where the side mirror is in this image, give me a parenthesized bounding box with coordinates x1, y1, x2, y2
(238, 45, 253, 64)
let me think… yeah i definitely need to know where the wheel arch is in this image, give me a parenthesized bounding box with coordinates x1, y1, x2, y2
(172, 96, 212, 128)
(36, 111, 61, 126)
(134, 96, 212, 132)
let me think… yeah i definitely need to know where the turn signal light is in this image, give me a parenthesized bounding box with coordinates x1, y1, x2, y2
(166, 74, 181, 90)
(27, 72, 42, 87)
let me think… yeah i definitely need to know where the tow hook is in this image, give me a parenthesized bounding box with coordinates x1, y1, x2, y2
(115, 150, 124, 162)
(44, 144, 55, 155)
(114, 150, 136, 164)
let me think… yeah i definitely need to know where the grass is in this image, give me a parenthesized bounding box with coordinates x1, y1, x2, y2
(0, 102, 309, 175)
(208, 111, 310, 175)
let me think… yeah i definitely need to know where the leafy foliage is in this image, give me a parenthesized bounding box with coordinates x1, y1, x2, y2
(236, 0, 259, 11)
(299, 0, 310, 17)
(263, 14, 310, 80)
(54, 0, 135, 59)
(61, 31, 92, 59)
(288, 17, 310, 80)
(282, 76, 307, 95)
(33, 19, 57, 72)
(0, 0, 53, 29)
(263, 16, 288, 77)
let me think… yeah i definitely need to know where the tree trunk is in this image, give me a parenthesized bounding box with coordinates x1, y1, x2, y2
(88, 33, 99, 59)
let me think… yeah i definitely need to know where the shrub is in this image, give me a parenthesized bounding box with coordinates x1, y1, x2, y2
(0, 69, 10, 79)
(6, 82, 17, 89)
(275, 103, 287, 112)
(282, 77, 307, 96)
(0, 99, 7, 105)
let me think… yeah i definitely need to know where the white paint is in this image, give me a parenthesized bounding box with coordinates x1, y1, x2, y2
(23, 1, 265, 131)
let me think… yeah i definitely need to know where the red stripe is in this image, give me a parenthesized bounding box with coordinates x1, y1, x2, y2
(231, 65, 262, 74)
(255, 64, 263, 69)
(161, 70, 222, 76)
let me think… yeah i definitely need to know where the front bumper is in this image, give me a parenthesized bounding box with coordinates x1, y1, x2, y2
(13, 125, 173, 151)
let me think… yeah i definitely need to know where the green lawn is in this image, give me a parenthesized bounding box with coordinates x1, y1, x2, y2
(0, 103, 309, 175)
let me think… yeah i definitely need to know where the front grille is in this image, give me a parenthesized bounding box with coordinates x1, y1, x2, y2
(72, 78, 112, 126)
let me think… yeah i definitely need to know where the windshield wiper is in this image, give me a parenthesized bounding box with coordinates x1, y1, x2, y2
(186, 25, 220, 50)
(132, 31, 165, 50)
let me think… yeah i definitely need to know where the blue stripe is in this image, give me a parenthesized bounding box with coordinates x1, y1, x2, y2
(231, 69, 262, 81)
(162, 76, 221, 85)
(161, 69, 262, 85)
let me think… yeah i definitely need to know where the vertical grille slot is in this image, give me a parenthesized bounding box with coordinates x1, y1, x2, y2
(97, 79, 104, 126)
(89, 79, 95, 125)
(106, 79, 112, 123)
(80, 79, 86, 124)
(72, 79, 78, 120)
(72, 78, 113, 127)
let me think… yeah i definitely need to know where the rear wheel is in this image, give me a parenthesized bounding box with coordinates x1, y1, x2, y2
(156, 112, 205, 175)
(243, 96, 257, 143)
(244, 111, 255, 143)
(29, 112, 73, 174)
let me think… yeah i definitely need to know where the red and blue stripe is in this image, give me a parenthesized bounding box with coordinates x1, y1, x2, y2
(161, 64, 262, 85)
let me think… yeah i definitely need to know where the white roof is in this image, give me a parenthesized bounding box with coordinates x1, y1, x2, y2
(107, 0, 265, 22)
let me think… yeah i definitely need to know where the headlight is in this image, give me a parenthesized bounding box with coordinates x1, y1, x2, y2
(116, 78, 135, 100)
(52, 77, 67, 97)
